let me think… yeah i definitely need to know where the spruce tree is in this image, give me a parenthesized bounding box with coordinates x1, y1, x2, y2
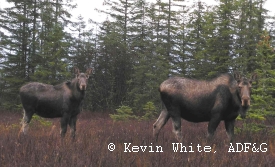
(251, 31, 275, 120)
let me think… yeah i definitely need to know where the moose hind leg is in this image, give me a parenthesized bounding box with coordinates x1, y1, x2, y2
(153, 110, 170, 141)
(20, 109, 34, 135)
(224, 119, 235, 143)
(69, 116, 77, 139)
(171, 116, 182, 142)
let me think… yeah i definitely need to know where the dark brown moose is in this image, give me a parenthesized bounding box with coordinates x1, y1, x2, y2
(153, 72, 257, 142)
(19, 67, 92, 139)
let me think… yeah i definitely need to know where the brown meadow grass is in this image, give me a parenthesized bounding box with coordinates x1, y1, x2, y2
(0, 110, 275, 167)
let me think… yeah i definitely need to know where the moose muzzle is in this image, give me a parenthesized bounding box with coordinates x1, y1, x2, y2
(241, 95, 250, 107)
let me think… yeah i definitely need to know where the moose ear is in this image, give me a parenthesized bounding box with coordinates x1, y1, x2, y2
(74, 67, 80, 78)
(234, 71, 242, 83)
(86, 68, 93, 78)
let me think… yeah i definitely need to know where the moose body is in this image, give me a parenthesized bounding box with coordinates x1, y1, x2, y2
(19, 67, 92, 138)
(153, 73, 256, 142)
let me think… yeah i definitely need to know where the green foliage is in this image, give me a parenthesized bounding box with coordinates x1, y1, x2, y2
(235, 122, 267, 134)
(250, 31, 275, 120)
(271, 128, 275, 136)
(109, 105, 138, 121)
(1, 102, 22, 111)
(0, 0, 74, 109)
(140, 101, 157, 120)
(29, 115, 52, 127)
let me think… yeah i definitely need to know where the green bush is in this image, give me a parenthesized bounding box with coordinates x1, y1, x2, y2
(30, 114, 52, 127)
(109, 105, 138, 121)
(235, 122, 267, 134)
(140, 101, 157, 120)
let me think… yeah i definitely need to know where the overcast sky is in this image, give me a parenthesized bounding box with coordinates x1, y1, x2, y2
(71, 0, 275, 23)
(1, 0, 275, 24)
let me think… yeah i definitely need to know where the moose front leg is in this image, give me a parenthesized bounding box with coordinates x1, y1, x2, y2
(224, 119, 235, 143)
(69, 115, 77, 140)
(207, 116, 221, 140)
(60, 114, 70, 138)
